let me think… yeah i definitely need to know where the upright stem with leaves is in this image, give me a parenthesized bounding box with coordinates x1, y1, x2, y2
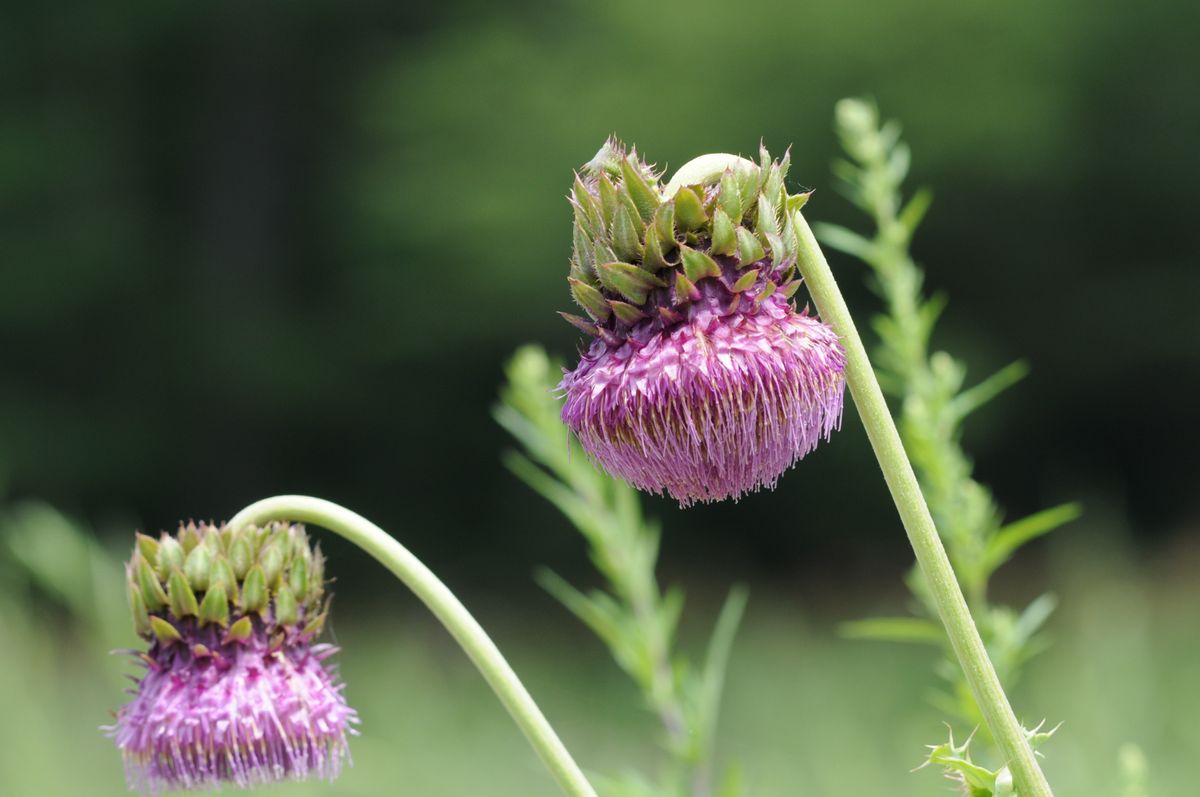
(816, 99, 1078, 734)
(496, 347, 747, 797)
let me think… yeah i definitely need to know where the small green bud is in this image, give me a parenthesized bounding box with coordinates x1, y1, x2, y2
(228, 534, 253, 580)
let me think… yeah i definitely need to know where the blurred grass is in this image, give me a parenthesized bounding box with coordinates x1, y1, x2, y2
(0, 501, 1194, 795)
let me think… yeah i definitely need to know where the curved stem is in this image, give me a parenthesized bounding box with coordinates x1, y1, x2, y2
(663, 152, 1053, 796)
(227, 495, 598, 797)
(791, 214, 1053, 797)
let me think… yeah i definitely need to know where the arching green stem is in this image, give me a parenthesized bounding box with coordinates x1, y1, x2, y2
(228, 495, 598, 797)
(665, 153, 1055, 797)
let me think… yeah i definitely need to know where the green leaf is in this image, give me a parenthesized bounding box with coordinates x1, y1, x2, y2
(812, 221, 875, 260)
(839, 617, 944, 645)
(986, 502, 1082, 571)
(730, 269, 759, 293)
(899, 186, 934, 233)
(696, 586, 748, 754)
(950, 360, 1030, 420)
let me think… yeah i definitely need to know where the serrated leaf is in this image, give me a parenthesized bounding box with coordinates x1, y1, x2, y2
(597, 262, 665, 304)
(711, 208, 737, 256)
(674, 186, 707, 230)
(653, 202, 675, 244)
(608, 300, 647, 324)
(718, 169, 744, 221)
(679, 245, 721, 282)
(558, 312, 599, 337)
(569, 277, 612, 321)
(611, 205, 644, 262)
(736, 227, 765, 264)
(755, 193, 780, 241)
(150, 616, 182, 644)
(642, 227, 670, 270)
(620, 157, 660, 222)
(786, 190, 813, 213)
(198, 583, 229, 627)
(598, 173, 619, 229)
(730, 269, 759, 293)
(167, 568, 199, 617)
(674, 272, 700, 303)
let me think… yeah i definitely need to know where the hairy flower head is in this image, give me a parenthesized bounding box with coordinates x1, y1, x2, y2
(559, 139, 846, 505)
(109, 521, 357, 794)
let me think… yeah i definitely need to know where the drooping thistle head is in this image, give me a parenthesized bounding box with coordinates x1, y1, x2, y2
(110, 521, 358, 794)
(559, 139, 846, 506)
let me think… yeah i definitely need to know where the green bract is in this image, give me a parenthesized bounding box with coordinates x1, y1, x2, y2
(563, 137, 810, 340)
(125, 521, 327, 644)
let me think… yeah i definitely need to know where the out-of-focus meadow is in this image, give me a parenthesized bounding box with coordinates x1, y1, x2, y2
(1, 0, 1197, 794)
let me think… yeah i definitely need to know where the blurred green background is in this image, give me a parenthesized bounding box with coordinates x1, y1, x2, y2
(1, 0, 1197, 794)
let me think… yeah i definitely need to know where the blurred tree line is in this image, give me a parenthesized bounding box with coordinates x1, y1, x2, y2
(2, 0, 1197, 592)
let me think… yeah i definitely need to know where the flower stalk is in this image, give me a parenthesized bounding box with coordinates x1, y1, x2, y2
(655, 153, 1052, 797)
(227, 495, 598, 797)
(791, 213, 1053, 797)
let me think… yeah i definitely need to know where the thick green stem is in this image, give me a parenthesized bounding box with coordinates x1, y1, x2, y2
(791, 214, 1052, 797)
(227, 495, 598, 797)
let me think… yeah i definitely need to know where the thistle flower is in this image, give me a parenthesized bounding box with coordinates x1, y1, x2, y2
(109, 521, 358, 794)
(559, 139, 846, 506)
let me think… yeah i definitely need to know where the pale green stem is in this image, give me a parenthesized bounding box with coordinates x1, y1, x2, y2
(791, 214, 1052, 797)
(660, 153, 1054, 797)
(227, 495, 598, 797)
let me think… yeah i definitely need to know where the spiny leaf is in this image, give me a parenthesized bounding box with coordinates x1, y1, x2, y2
(730, 269, 759, 293)
(675, 273, 700, 303)
(150, 616, 182, 645)
(222, 615, 253, 645)
(597, 262, 666, 304)
(710, 208, 737, 256)
(198, 583, 229, 627)
(653, 202, 675, 244)
(643, 226, 671, 270)
(137, 558, 168, 611)
(167, 568, 199, 617)
(274, 584, 298, 626)
(756, 193, 780, 241)
(559, 311, 599, 337)
(674, 186, 707, 230)
(156, 535, 185, 574)
(241, 564, 268, 614)
(611, 205, 644, 262)
(598, 172, 619, 228)
(736, 227, 765, 265)
(609, 300, 647, 324)
(718, 169, 744, 221)
(569, 277, 612, 322)
(620, 157, 661, 222)
(679, 245, 721, 282)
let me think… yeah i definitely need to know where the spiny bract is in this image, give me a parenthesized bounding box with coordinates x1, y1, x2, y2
(109, 521, 358, 795)
(559, 138, 846, 506)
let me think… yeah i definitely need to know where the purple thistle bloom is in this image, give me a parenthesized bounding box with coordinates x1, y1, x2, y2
(558, 139, 846, 505)
(109, 521, 358, 794)
(561, 286, 845, 506)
